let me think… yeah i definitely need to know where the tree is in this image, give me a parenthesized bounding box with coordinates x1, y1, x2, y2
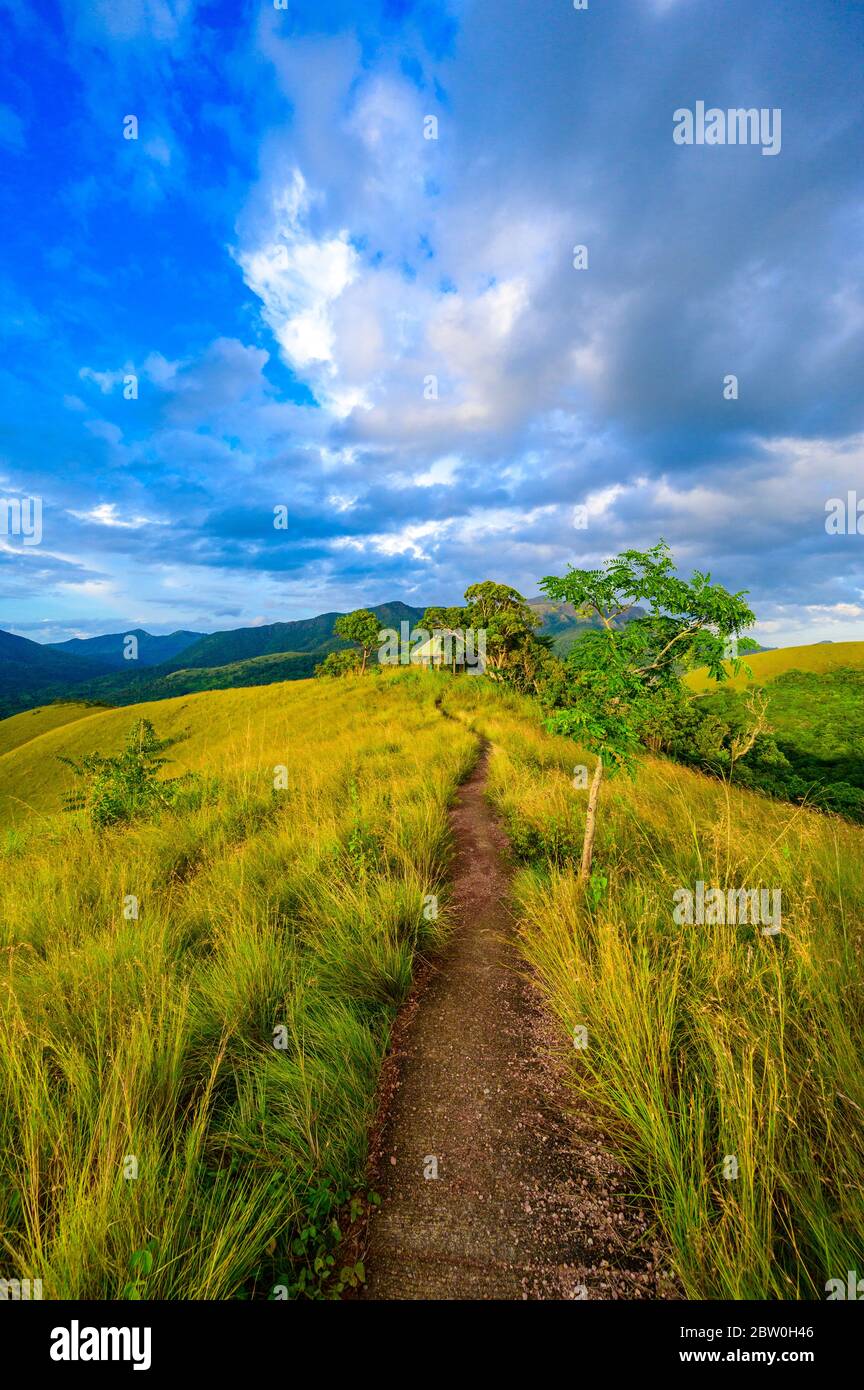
(58, 719, 186, 828)
(333, 609, 382, 674)
(463, 581, 541, 681)
(314, 650, 360, 678)
(539, 542, 756, 880)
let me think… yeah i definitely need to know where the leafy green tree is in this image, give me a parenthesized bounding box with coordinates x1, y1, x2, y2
(539, 542, 755, 879)
(314, 650, 361, 678)
(59, 719, 185, 828)
(463, 581, 541, 681)
(333, 609, 382, 674)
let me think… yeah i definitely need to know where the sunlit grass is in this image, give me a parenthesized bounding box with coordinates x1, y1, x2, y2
(0, 671, 475, 1298)
(442, 678, 864, 1299)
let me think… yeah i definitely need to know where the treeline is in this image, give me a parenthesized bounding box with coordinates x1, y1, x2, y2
(325, 549, 864, 830)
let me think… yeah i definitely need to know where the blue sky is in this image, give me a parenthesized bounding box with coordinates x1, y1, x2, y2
(1, 0, 862, 646)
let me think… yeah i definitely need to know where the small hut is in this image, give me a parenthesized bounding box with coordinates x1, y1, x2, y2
(411, 628, 484, 673)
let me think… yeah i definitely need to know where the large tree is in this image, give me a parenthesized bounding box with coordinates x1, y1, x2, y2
(463, 581, 541, 681)
(539, 542, 756, 880)
(333, 609, 381, 674)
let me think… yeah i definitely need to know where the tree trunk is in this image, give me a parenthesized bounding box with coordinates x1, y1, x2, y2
(361, 649, 368, 674)
(579, 755, 603, 882)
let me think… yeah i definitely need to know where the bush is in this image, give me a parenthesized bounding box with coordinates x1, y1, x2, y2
(314, 651, 360, 679)
(58, 719, 194, 828)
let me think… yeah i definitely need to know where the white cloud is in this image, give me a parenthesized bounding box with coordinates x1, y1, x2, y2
(67, 502, 158, 529)
(235, 169, 361, 413)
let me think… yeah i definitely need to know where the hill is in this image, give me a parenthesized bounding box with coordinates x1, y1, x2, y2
(160, 601, 425, 672)
(682, 642, 864, 822)
(0, 702, 107, 758)
(686, 639, 864, 692)
(526, 598, 645, 655)
(0, 602, 429, 717)
(48, 628, 204, 669)
(0, 628, 113, 718)
(0, 597, 634, 718)
(0, 669, 860, 1302)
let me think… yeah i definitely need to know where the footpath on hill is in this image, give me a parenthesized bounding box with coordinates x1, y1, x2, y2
(355, 743, 669, 1300)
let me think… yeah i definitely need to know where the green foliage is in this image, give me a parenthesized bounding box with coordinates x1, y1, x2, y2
(58, 719, 191, 828)
(668, 670, 864, 823)
(540, 541, 756, 774)
(333, 609, 382, 673)
(463, 581, 540, 677)
(268, 1183, 376, 1299)
(123, 1240, 159, 1300)
(315, 650, 361, 679)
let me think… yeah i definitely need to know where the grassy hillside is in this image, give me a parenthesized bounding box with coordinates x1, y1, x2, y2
(1, 670, 861, 1300)
(687, 640, 864, 692)
(683, 643, 864, 822)
(0, 703, 104, 758)
(0, 671, 475, 1298)
(53, 650, 323, 713)
(0, 674, 353, 827)
(441, 678, 864, 1299)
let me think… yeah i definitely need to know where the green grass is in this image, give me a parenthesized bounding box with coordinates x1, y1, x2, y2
(0, 703, 105, 758)
(2, 668, 862, 1301)
(441, 678, 864, 1299)
(687, 640, 864, 692)
(0, 670, 475, 1298)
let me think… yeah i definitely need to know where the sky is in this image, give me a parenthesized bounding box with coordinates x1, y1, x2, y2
(0, 0, 862, 647)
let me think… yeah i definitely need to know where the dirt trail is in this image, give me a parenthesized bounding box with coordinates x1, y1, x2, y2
(358, 745, 667, 1300)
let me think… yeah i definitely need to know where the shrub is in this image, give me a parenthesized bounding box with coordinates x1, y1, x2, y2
(58, 719, 194, 827)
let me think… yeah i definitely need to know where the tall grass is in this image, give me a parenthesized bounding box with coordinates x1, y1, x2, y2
(442, 679, 864, 1299)
(0, 671, 475, 1298)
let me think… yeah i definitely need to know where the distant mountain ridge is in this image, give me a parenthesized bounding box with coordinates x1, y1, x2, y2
(0, 602, 428, 717)
(0, 628, 114, 716)
(526, 597, 646, 654)
(162, 602, 425, 673)
(0, 595, 756, 718)
(48, 629, 204, 669)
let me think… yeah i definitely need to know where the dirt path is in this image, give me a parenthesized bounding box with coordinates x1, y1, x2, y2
(358, 745, 668, 1300)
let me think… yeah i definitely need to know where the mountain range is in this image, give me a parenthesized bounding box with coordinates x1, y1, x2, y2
(0, 597, 643, 719)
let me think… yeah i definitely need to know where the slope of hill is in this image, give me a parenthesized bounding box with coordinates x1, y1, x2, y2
(162, 601, 425, 672)
(527, 598, 645, 655)
(48, 628, 204, 668)
(0, 669, 860, 1303)
(0, 628, 114, 718)
(0, 702, 106, 758)
(0, 671, 476, 1298)
(686, 639, 864, 692)
(683, 642, 864, 822)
